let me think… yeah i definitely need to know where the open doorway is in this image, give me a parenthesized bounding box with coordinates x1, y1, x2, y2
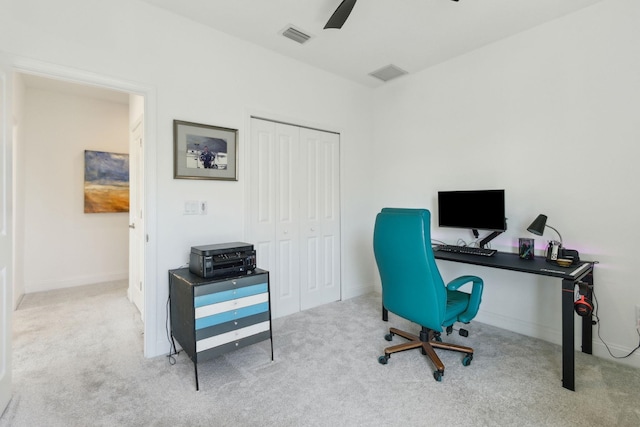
(2, 61, 158, 413)
(13, 72, 146, 327)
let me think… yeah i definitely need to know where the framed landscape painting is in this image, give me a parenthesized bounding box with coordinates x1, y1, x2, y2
(84, 150, 130, 213)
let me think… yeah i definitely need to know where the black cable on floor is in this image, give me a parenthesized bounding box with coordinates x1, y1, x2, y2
(166, 294, 180, 365)
(592, 288, 640, 359)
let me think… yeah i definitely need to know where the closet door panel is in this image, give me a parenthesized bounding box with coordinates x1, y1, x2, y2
(300, 128, 341, 310)
(273, 123, 300, 317)
(250, 119, 299, 317)
(250, 118, 276, 273)
(323, 132, 341, 301)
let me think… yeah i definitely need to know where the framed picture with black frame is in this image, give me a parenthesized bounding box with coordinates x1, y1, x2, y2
(173, 120, 238, 180)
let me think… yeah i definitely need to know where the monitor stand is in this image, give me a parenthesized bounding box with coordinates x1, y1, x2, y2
(473, 230, 503, 249)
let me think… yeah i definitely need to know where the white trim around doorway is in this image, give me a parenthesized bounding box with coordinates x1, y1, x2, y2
(1, 53, 160, 358)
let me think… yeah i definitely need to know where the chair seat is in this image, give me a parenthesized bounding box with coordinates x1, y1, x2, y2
(443, 290, 470, 327)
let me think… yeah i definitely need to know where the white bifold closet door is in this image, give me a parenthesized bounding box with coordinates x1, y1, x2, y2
(249, 118, 341, 318)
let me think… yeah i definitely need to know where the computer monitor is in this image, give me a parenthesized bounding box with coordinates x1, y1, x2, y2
(437, 189, 506, 247)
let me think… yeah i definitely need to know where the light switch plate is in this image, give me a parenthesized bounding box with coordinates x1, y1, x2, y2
(184, 201, 199, 215)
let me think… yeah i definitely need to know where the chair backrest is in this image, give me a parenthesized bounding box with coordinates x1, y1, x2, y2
(373, 208, 446, 330)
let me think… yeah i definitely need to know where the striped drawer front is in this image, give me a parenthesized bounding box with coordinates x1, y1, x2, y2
(195, 302, 269, 330)
(195, 292, 268, 319)
(196, 321, 270, 353)
(194, 283, 268, 307)
(195, 312, 270, 341)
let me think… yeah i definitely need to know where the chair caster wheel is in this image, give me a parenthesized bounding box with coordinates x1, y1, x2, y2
(378, 355, 389, 365)
(459, 328, 469, 337)
(384, 333, 393, 341)
(462, 353, 473, 366)
(446, 325, 453, 335)
(433, 370, 443, 382)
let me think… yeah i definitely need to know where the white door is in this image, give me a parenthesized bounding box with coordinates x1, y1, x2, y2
(299, 128, 341, 310)
(128, 116, 144, 318)
(0, 67, 14, 416)
(250, 119, 301, 317)
(249, 118, 340, 318)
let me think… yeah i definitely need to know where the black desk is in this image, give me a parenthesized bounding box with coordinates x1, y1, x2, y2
(434, 251, 595, 391)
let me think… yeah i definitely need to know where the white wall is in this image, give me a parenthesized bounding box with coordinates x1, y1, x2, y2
(372, 0, 640, 367)
(21, 86, 129, 293)
(0, 0, 375, 357)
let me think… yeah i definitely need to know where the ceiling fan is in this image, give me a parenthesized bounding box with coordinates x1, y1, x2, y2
(324, 0, 459, 30)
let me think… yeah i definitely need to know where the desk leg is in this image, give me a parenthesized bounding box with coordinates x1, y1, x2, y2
(581, 271, 594, 355)
(562, 278, 576, 391)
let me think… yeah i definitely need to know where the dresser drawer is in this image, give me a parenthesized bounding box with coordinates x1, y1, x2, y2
(197, 330, 272, 363)
(195, 292, 269, 324)
(195, 298, 269, 330)
(194, 273, 268, 297)
(196, 320, 270, 353)
(194, 282, 268, 307)
(195, 311, 270, 341)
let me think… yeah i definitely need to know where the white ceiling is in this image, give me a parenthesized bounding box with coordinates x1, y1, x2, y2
(140, 0, 603, 88)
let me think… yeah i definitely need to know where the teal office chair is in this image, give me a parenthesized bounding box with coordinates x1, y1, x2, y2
(373, 208, 484, 381)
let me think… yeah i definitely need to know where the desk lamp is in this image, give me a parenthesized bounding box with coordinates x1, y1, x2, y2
(527, 214, 580, 264)
(526, 214, 563, 244)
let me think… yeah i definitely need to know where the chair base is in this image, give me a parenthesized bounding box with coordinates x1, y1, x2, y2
(379, 326, 473, 381)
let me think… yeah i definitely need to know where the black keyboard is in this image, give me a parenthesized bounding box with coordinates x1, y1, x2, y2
(435, 244, 497, 257)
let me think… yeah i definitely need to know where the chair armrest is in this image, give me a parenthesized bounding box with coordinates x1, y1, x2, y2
(446, 275, 484, 323)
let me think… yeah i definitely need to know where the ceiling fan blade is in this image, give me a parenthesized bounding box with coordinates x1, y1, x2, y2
(324, 0, 357, 29)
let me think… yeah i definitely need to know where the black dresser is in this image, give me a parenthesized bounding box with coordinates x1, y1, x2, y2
(169, 268, 273, 390)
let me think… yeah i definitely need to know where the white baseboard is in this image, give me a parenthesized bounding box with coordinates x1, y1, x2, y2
(475, 310, 563, 345)
(342, 282, 375, 301)
(151, 338, 176, 358)
(25, 271, 128, 293)
(476, 310, 640, 369)
(590, 336, 640, 369)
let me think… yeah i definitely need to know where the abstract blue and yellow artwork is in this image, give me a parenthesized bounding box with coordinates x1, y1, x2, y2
(84, 150, 129, 213)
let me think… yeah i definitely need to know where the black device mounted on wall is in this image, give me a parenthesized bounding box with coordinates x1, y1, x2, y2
(189, 242, 256, 279)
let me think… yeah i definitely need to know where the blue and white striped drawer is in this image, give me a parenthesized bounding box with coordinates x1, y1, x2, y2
(195, 312, 270, 341)
(194, 283, 267, 307)
(194, 283, 269, 330)
(196, 321, 270, 353)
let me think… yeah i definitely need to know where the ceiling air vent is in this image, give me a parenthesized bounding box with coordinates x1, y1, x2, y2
(281, 26, 312, 45)
(369, 64, 408, 82)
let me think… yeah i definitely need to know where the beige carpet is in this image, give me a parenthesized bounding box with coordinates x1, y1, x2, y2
(1, 280, 640, 426)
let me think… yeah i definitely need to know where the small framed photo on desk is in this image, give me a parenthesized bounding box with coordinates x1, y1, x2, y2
(519, 238, 534, 260)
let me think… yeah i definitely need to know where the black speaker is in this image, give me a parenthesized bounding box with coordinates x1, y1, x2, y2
(574, 295, 593, 317)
